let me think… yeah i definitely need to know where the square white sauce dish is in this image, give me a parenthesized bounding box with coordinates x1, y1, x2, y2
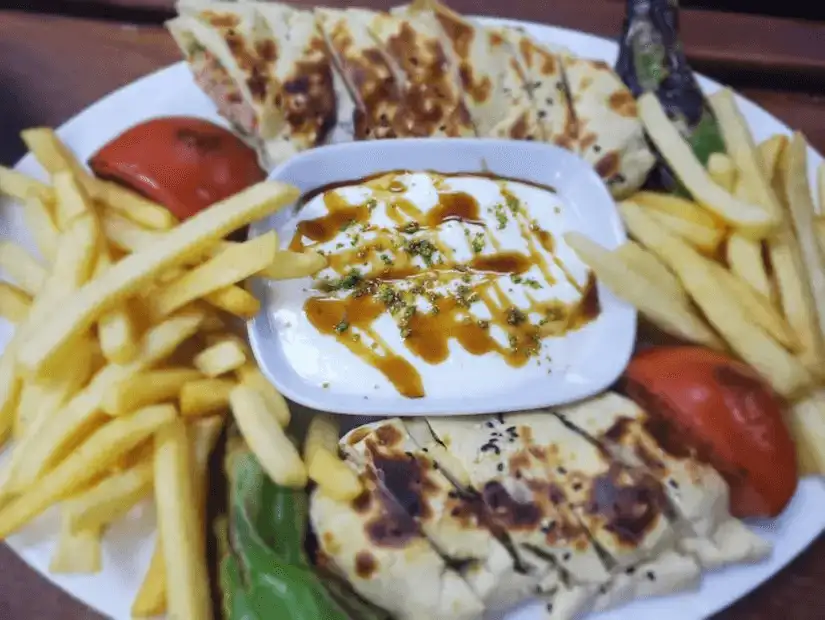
(247, 138, 635, 415)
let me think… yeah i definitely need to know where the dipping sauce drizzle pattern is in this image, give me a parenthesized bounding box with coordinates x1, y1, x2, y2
(288, 170, 600, 398)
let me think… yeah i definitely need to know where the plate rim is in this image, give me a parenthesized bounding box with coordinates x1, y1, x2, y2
(4, 14, 824, 620)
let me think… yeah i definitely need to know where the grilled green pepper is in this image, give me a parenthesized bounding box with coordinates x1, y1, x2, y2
(616, 0, 726, 192)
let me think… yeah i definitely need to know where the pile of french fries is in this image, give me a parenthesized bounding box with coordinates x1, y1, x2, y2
(567, 88, 825, 476)
(0, 128, 358, 619)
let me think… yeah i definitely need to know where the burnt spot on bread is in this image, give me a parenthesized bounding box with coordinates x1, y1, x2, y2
(609, 90, 637, 118)
(365, 487, 420, 548)
(481, 480, 542, 530)
(355, 550, 378, 578)
(202, 11, 240, 29)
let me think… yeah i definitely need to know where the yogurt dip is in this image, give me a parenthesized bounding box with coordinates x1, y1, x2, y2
(268, 170, 599, 399)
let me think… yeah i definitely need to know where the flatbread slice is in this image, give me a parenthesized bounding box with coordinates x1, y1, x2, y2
(315, 8, 408, 140)
(497, 27, 577, 149)
(372, 8, 476, 137)
(415, 1, 541, 140)
(561, 54, 655, 198)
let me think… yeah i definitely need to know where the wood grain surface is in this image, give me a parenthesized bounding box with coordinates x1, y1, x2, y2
(1, 2, 824, 619)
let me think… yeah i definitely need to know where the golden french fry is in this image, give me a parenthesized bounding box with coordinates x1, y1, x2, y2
(94, 249, 140, 365)
(199, 309, 226, 332)
(193, 340, 247, 377)
(203, 285, 261, 319)
(22, 192, 60, 264)
(16, 182, 298, 376)
(65, 459, 153, 533)
(154, 418, 213, 620)
(726, 233, 772, 302)
(0, 242, 47, 295)
(259, 250, 328, 280)
(638, 93, 777, 238)
(0, 344, 21, 447)
(103, 368, 201, 416)
(619, 202, 811, 397)
(0, 404, 176, 538)
(230, 385, 306, 487)
(0, 283, 31, 323)
(132, 537, 166, 617)
(780, 133, 825, 341)
(817, 162, 825, 215)
(709, 263, 799, 351)
(236, 364, 290, 427)
(50, 507, 102, 574)
(179, 378, 235, 417)
(564, 231, 723, 349)
(149, 232, 277, 318)
(93, 179, 177, 230)
(707, 89, 783, 222)
(614, 242, 687, 304)
(629, 193, 725, 254)
(304, 414, 340, 466)
(757, 134, 788, 181)
(646, 210, 724, 255)
(52, 170, 93, 230)
(100, 210, 166, 254)
(787, 393, 825, 476)
(309, 449, 362, 501)
(0, 166, 52, 203)
(21, 128, 91, 183)
(707, 152, 737, 192)
(9, 311, 203, 491)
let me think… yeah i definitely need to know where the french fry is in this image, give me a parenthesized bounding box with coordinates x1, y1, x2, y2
(65, 459, 153, 533)
(638, 93, 777, 238)
(154, 419, 213, 620)
(818, 162, 825, 215)
(230, 385, 306, 487)
(236, 363, 291, 427)
(709, 263, 799, 351)
(304, 414, 340, 466)
(646, 210, 724, 255)
(707, 153, 737, 192)
(94, 246, 140, 365)
(93, 179, 177, 231)
(0, 283, 31, 323)
(100, 210, 166, 254)
(0, 242, 47, 295)
(0, 404, 176, 538)
(259, 250, 328, 280)
(708, 88, 782, 222)
(22, 192, 60, 264)
(193, 339, 246, 377)
(179, 378, 235, 417)
(309, 449, 363, 501)
(9, 311, 203, 491)
(203, 285, 261, 319)
(21, 127, 92, 185)
(103, 367, 201, 416)
(16, 182, 298, 376)
(0, 166, 52, 203)
(132, 537, 166, 618)
(149, 232, 277, 318)
(757, 134, 788, 181)
(786, 393, 825, 475)
(52, 170, 93, 230)
(564, 231, 724, 349)
(50, 508, 102, 574)
(780, 133, 825, 341)
(619, 202, 811, 397)
(628, 193, 725, 254)
(726, 233, 773, 301)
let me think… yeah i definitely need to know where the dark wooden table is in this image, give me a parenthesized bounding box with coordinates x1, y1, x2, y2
(1, 1, 825, 618)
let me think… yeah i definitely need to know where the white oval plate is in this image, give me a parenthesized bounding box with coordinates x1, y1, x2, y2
(248, 138, 636, 416)
(1, 14, 824, 620)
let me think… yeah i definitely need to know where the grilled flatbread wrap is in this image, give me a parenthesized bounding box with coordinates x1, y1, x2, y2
(405, 1, 541, 140)
(556, 392, 772, 569)
(316, 7, 408, 139)
(498, 27, 577, 148)
(341, 419, 538, 611)
(373, 8, 476, 137)
(561, 54, 655, 198)
(309, 473, 485, 620)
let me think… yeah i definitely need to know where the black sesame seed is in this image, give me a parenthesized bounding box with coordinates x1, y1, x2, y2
(545, 97, 554, 105)
(557, 467, 567, 475)
(515, 470, 523, 479)
(497, 463, 504, 472)
(593, 144, 601, 153)
(433, 461, 440, 470)
(405, 451, 414, 458)
(668, 479, 680, 489)
(422, 447, 429, 453)
(448, 491, 458, 499)
(572, 482, 583, 492)
(486, 421, 495, 429)
(646, 571, 656, 582)
(626, 567, 637, 575)
(538, 110, 547, 118)
(497, 413, 505, 425)
(598, 585, 608, 595)
(546, 603, 554, 613)
(563, 552, 571, 562)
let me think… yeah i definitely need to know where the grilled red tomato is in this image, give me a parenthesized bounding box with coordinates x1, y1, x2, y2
(88, 116, 265, 220)
(622, 346, 797, 519)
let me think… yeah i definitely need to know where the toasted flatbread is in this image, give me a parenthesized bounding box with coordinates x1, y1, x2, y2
(412, 1, 541, 140)
(374, 8, 476, 137)
(255, 4, 337, 163)
(498, 27, 577, 149)
(316, 8, 408, 140)
(562, 54, 655, 198)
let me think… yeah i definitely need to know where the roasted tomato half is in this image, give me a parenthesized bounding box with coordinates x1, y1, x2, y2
(88, 116, 265, 221)
(622, 346, 798, 519)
